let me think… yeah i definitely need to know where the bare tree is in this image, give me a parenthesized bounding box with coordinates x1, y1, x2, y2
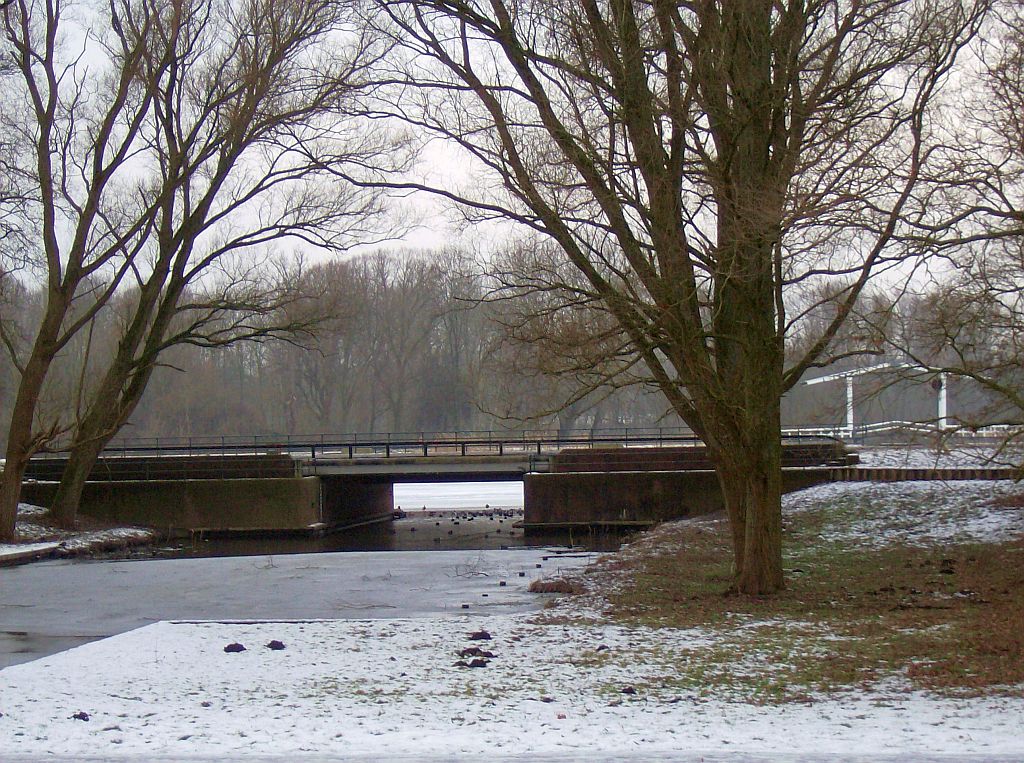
(271, 258, 373, 432)
(0, 0, 401, 539)
(367, 0, 986, 593)
(362, 251, 445, 431)
(424, 247, 489, 430)
(888, 250, 1024, 461)
(45, 0, 400, 528)
(97, 247, 503, 440)
(874, 1, 1024, 466)
(483, 238, 651, 433)
(0, 0, 171, 540)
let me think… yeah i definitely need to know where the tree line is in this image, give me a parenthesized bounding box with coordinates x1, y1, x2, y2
(1, 0, 1023, 596)
(0, 242, 677, 478)
(59, 249, 673, 440)
(3, 245, 990, 446)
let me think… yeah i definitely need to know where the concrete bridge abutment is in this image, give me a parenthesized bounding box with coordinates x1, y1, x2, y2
(522, 468, 835, 529)
(20, 454, 397, 535)
(20, 477, 325, 534)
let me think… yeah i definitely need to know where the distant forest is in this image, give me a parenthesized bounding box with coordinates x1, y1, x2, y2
(0, 246, 994, 446)
(0, 249, 676, 444)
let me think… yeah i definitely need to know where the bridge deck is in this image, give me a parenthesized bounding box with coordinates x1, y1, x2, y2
(24, 436, 848, 483)
(302, 454, 549, 481)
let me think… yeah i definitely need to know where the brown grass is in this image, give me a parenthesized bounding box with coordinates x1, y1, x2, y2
(529, 578, 585, 595)
(592, 515, 1024, 699)
(988, 491, 1024, 508)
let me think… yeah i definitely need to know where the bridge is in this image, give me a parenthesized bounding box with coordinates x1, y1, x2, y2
(24, 429, 709, 485)
(18, 429, 861, 535)
(20, 423, 1018, 536)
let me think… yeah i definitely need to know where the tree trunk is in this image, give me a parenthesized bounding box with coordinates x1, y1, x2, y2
(715, 464, 748, 581)
(49, 350, 160, 529)
(0, 347, 60, 541)
(709, 383, 785, 594)
(0, 453, 28, 543)
(735, 438, 784, 595)
(557, 401, 583, 440)
(48, 437, 105, 529)
(712, 446, 784, 593)
(0, 406, 37, 542)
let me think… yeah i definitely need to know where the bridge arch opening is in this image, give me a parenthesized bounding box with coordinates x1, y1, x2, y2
(392, 481, 524, 513)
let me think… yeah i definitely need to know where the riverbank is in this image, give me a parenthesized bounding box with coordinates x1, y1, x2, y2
(1, 505, 630, 565)
(0, 503, 156, 565)
(1, 473, 1022, 758)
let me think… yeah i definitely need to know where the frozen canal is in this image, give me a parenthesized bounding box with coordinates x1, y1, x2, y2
(0, 481, 599, 669)
(0, 546, 591, 669)
(148, 480, 620, 558)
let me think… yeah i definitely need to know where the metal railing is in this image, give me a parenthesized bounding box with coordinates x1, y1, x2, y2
(94, 426, 706, 460)
(27, 420, 1017, 463)
(785, 421, 1024, 444)
(79, 425, 849, 460)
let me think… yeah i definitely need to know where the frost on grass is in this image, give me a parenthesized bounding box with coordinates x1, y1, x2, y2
(3, 617, 1023, 758)
(855, 444, 1023, 470)
(3, 457, 1024, 757)
(546, 477, 1024, 706)
(785, 480, 1024, 549)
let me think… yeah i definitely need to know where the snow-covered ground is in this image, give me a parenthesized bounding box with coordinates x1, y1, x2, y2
(1, 615, 1022, 760)
(854, 444, 1022, 470)
(1, 449, 1022, 759)
(1, 502, 155, 565)
(785, 480, 1024, 548)
(0, 540, 60, 563)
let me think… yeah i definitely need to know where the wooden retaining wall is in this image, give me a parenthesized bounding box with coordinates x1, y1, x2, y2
(832, 467, 1019, 482)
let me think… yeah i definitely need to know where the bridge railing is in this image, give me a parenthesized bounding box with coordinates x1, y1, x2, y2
(94, 427, 706, 460)
(76, 426, 852, 461)
(41, 418, 1015, 462)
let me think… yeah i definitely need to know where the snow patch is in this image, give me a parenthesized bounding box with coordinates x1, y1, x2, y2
(784, 481, 1024, 548)
(1, 618, 1021, 758)
(854, 445, 1021, 470)
(0, 541, 60, 562)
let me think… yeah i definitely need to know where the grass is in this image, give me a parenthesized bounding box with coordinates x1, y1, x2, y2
(528, 578, 585, 594)
(553, 489, 1024, 703)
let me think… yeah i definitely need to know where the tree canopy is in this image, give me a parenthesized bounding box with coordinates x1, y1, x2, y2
(366, 0, 988, 592)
